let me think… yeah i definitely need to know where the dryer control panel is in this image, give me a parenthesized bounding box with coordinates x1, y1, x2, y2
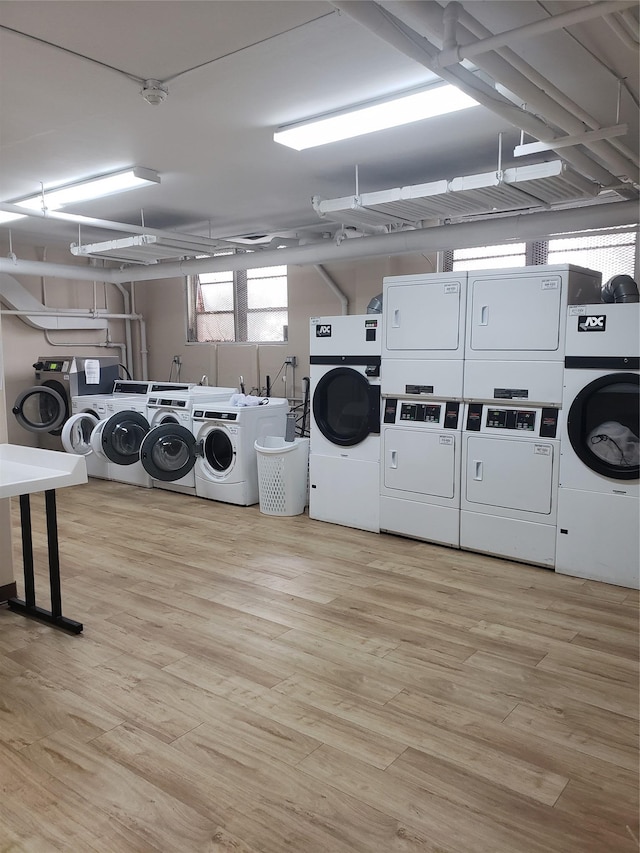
(465, 403, 559, 438)
(384, 399, 460, 428)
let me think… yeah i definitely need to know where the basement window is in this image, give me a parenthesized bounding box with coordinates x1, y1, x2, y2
(188, 255, 288, 343)
(451, 242, 527, 271)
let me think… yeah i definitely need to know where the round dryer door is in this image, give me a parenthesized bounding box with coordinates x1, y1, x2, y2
(96, 410, 150, 466)
(62, 412, 98, 456)
(140, 424, 198, 481)
(313, 367, 380, 447)
(567, 372, 639, 480)
(13, 383, 67, 433)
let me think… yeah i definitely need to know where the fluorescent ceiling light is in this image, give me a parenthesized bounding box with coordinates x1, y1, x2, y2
(274, 84, 478, 151)
(0, 167, 160, 224)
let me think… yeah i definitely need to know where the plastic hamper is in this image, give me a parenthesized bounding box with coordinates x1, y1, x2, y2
(254, 436, 310, 516)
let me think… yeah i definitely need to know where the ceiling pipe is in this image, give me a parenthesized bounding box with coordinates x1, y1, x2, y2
(603, 11, 640, 51)
(332, 2, 624, 190)
(378, 1, 639, 186)
(436, 0, 636, 66)
(314, 265, 349, 314)
(0, 201, 634, 284)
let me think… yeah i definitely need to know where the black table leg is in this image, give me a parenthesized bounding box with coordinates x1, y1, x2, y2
(8, 489, 83, 634)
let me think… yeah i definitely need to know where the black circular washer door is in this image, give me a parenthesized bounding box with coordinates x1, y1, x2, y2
(140, 424, 197, 481)
(313, 367, 379, 447)
(12, 384, 67, 433)
(567, 372, 639, 481)
(100, 410, 150, 465)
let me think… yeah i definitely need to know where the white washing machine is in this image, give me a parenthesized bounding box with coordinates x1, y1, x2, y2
(460, 402, 561, 567)
(309, 314, 381, 532)
(464, 264, 601, 405)
(62, 393, 115, 479)
(382, 272, 467, 400)
(90, 393, 154, 488)
(190, 398, 289, 505)
(139, 387, 237, 495)
(556, 303, 639, 589)
(380, 397, 462, 547)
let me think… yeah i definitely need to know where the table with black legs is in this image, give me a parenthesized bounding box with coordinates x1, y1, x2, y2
(1, 444, 88, 635)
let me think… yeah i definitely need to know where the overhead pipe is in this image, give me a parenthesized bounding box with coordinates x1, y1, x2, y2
(436, 0, 636, 66)
(0, 201, 636, 284)
(314, 264, 349, 314)
(332, 2, 625, 190)
(375, 1, 639, 187)
(431, 2, 640, 184)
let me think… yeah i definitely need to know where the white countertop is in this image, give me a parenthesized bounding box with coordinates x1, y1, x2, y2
(0, 444, 88, 500)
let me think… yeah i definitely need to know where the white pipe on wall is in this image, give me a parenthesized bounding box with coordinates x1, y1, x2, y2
(313, 265, 349, 314)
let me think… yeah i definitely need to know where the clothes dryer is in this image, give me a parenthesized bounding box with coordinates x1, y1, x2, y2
(309, 314, 381, 532)
(191, 398, 289, 505)
(460, 402, 561, 567)
(556, 303, 639, 588)
(380, 397, 462, 546)
(382, 272, 467, 400)
(463, 264, 601, 405)
(139, 387, 237, 494)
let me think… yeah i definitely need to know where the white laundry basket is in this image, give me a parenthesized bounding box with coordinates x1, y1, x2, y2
(254, 436, 310, 516)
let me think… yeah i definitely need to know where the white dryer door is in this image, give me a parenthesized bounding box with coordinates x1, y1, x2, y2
(465, 436, 554, 514)
(384, 429, 456, 498)
(62, 412, 98, 456)
(385, 280, 463, 353)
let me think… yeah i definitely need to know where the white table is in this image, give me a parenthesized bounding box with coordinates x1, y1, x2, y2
(0, 444, 87, 634)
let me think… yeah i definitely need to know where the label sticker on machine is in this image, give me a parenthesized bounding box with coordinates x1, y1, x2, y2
(569, 306, 587, 315)
(315, 324, 332, 337)
(439, 435, 454, 446)
(494, 388, 529, 400)
(541, 279, 559, 290)
(534, 444, 551, 456)
(444, 284, 459, 294)
(577, 315, 606, 332)
(405, 384, 434, 395)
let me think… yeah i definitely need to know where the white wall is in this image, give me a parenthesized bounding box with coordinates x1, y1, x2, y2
(0, 310, 15, 594)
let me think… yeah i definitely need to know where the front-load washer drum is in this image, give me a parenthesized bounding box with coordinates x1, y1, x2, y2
(567, 373, 639, 481)
(62, 412, 98, 455)
(313, 367, 380, 447)
(13, 383, 68, 434)
(203, 428, 236, 475)
(95, 410, 150, 466)
(140, 424, 198, 481)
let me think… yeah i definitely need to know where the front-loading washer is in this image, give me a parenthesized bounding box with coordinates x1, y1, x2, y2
(62, 393, 114, 479)
(460, 402, 561, 567)
(309, 314, 381, 532)
(192, 398, 289, 505)
(380, 397, 462, 547)
(139, 387, 237, 494)
(556, 303, 639, 588)
(90, 395, 154, 488)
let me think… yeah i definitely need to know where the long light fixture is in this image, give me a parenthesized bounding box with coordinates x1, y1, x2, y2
(0, 167, 160, 224)
(273, 84, 479, 151)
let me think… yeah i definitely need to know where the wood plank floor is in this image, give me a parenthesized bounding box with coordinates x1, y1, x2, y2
(2, 479, 638, 853)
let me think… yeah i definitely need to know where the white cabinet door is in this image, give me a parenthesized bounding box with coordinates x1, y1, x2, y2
(385, 279, 464, 353)
(469, 272, 562, 352)
(465, 436, 554, 514)
(384, 428, 456, 499)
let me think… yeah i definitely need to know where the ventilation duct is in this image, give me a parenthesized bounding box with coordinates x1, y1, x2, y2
(601, 274, 640, 303)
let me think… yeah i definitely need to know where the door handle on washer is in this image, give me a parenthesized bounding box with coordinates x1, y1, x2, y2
(390, 450, 398, 469)
(474, 460, 483, 480)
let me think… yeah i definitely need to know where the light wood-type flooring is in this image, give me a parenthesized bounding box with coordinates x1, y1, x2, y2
(1, 479, 638, 853)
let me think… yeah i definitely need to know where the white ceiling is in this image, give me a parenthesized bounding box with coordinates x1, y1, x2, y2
(0, 0, 638, 256)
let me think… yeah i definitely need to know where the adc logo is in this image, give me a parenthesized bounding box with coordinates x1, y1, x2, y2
(316, 324, 332, 337)
(578, 315, 606, 332)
